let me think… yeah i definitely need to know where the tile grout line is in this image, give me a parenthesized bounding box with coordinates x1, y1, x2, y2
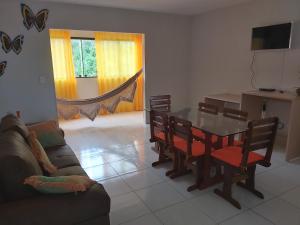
(197, 192, 248, 224)
(249, 208, 277, 225)
(132, 180, 188, 213)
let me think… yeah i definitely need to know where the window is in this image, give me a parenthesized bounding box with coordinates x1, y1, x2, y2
(71, 38, 97, 78)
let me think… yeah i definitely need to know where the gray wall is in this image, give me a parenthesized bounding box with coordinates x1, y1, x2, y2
(0, 0, 191, 123)
(189, 0, 300, 107)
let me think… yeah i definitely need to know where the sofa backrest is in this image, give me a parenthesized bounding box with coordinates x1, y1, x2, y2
(0, 130, 43, 201)
(0, 114, 30, 139)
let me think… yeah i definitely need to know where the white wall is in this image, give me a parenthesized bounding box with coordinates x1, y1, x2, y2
(0, 0, 191, 123)
(189, 0, 300, 134)
(1, 0, 298, 126)
(189, 0, 300, 107)
(76, 78, 98, 99)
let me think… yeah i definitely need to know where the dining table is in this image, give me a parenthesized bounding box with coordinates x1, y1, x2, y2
(149, 107, 249, 190)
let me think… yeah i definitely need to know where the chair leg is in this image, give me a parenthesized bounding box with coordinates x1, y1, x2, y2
(169, 153, 191, 179)
(214, 166, 241, 209)
(151, 142, 159, 152)
(237, 165, 264, 199)
(187, 158, 203, 192)
(166, 149, 179, 176)
(152, 142, 172, 167)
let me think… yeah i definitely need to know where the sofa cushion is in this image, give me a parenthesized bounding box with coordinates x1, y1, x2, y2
(0, 131, 43, 201)
(51, 166, 87, 177)
(0, 114, 29, 139)
(46, 145, 81, 169)
(27, 120, 66, 148)
(24, 175, 96, 194)
(27, 131, 58, 174)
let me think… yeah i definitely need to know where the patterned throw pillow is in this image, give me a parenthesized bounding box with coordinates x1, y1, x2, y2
(27, 131, 58, 174)
(24, 175, 96, 194)
(27, 120, 66, 148)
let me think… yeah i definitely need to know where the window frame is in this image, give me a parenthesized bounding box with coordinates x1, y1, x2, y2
(71, 37, 97, 78)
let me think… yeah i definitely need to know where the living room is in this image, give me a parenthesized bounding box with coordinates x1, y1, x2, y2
(0, 0, 300, 225)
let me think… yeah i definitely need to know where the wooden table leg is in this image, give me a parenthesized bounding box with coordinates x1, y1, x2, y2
(189, 133, 223, 191)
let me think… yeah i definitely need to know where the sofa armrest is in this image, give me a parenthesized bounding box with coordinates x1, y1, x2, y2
(0, 183, 110, 225)
(59, 128, 65, 137)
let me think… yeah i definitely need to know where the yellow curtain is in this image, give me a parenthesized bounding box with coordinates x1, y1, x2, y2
(95, 32, 144, 113)
(49, 30, 77, 99)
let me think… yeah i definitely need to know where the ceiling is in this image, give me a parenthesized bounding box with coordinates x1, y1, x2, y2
(35, 0, 253, 15)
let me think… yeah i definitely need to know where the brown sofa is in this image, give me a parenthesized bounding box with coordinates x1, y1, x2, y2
(0, 115, 110, 225)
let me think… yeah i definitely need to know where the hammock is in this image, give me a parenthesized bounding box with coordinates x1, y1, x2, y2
(57, 69, 143, 121)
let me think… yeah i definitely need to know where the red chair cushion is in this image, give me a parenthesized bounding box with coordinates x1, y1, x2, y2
(192, 128, 205, 139)
(211, 146, 264, 168)
(154, 131, 166, 141)
(192, 128, 222, 144)
(154, 131, 182, 143)
(174, 139, 205, 157)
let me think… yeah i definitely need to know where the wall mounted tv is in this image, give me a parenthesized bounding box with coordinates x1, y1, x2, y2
(251, 23, 292, 50)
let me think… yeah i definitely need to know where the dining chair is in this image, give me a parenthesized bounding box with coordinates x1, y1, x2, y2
(222, 107, 248, 146)
(192, 102, 219, 143)
(211, 117, 279, 209)
(149, 95, 171, 112)
(149, 95, 171, 153)
(168, 116, 207, 190)
(149, 110, 171, 167)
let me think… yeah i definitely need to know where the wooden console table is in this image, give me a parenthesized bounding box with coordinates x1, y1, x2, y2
(241, 90, 300, 161)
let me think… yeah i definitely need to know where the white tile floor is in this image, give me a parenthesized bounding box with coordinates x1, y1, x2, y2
(60, 112, 300, 225)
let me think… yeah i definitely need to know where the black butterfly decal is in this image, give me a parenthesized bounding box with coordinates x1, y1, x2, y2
(0, 32, 24, 55)
(21, 3, 49, 32)
(0, 61, 7, 77)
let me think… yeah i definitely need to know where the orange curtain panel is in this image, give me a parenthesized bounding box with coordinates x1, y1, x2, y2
(95, 32, 144, 113)
(49, 30, 77, 99)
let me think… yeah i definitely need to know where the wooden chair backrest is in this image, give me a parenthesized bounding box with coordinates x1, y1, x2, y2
(150, 95, 171, 112)
(241, 117, 279, 168)
(198, 102, 218, 115)
(223, 108, 248, 121)
(150, 110, 169, 143)
(169, 116, 193, 156)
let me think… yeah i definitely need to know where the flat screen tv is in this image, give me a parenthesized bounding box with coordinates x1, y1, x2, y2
(251, 23, 292, 50)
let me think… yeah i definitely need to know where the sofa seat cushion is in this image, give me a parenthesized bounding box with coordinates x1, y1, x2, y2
(51, 166, 87, 177)
(0, 131, 43, 201)
(46, 145, 80, 169)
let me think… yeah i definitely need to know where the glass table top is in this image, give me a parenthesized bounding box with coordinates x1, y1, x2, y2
(167, 108, 248, 137)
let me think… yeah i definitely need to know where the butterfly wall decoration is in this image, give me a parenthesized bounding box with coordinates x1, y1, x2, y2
(0, 32, 24, 55)
(21, 3, 49, 32)
(0, 61, 7, 77)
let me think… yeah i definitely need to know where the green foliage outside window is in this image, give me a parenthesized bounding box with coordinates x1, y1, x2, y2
(71, 39, 97, 78)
